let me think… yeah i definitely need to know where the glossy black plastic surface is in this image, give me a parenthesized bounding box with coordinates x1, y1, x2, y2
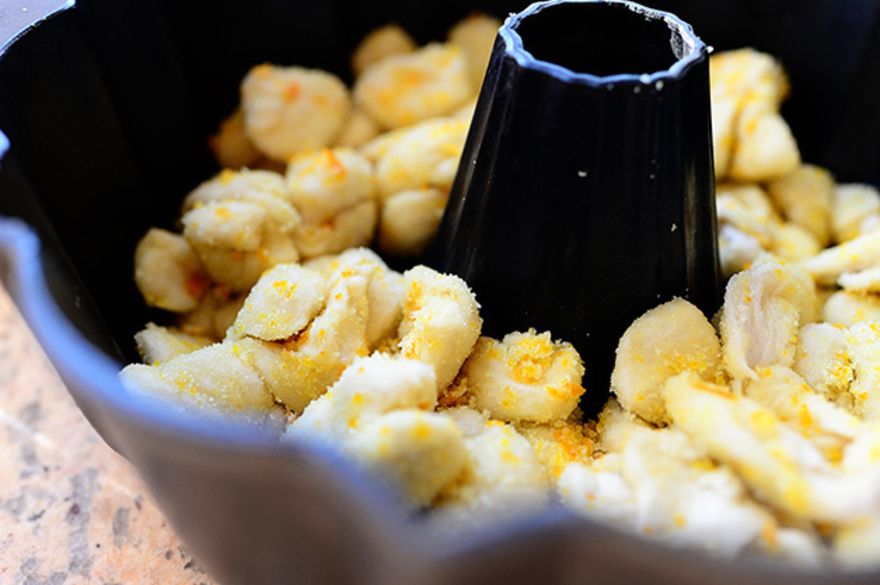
(1, 1, 880, 584)
(435, 0, 719, 405)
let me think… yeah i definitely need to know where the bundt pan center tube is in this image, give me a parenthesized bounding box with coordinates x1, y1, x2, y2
(435, 0, 720, 409)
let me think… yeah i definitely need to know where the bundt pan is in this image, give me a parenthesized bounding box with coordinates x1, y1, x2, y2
(1, 1, 880, 583)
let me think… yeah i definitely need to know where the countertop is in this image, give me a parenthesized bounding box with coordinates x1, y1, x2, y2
(0, 285, 216, 585)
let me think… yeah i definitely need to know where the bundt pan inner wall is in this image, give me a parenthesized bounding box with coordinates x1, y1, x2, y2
(0, 1, 879, 583)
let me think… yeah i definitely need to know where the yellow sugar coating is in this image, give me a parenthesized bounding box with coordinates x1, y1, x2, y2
(374, 117, 469, 199)
(794, 323, 854, 409)
(463, 330, 585, 424)
(348, 410, 467, 507)
(241, 64, 351, 161)
(379, 187, 449, 257)
(398, 266, 482, 393)
(821, 291, 880, 327)
(611, 297, 721, 424)
(293, 199, 378, 260)
(351, 24, 417, 77)
(119, 343, 274, 412)
(134, 228, 208, 313)
(354, 44, 473, 129)
(134, 323, 213, 365)
(209, 108, 262, 169)
(447, 13, 501, 89)
(231, 263, 327, 341)
(830, 184, 880, 244)
(286, 147, 376, 224)
(766, 165, 834, 246)
(802, 230, 880, 285)
(518, 420, 595, 480)
(720, 256, 817, 381)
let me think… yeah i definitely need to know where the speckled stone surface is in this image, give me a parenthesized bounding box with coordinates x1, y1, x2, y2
(0, 285, 217, 585)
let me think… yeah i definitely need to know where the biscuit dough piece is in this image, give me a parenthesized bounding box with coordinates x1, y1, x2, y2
(398, 266, 482, 392)
(720, 256, 816, 380)
(821, 291, 880, 327)
(286, 147, 376, 224)
(844, 322, 880, 420)
(464, 330, 585, 424)
(120, 343, 274, 412)
(611, 298, 722, 424)
(351, 24, 418, 77)
(134, 228, 209, 312)
(436, 416, 549, 524)
(838, 267, 880, 294)
(293, 200, 378, 260)
(830, 184, 880, 244)
(209, 108, 262, 169)
(334, 108, 381, 148)
(241, 64, 351, 161)
(664, 372, 880, 524)
(793, 323, 854, 408)
(374, 117, 468, 198)
(349, 410, 467, 506)
(231, 264, 327, 341)
(801, 231, 880, 286)
(181, 169, 301, 291)
(240, 274, 370, 412)
(448, 14, 501, 88)
(134, 323, 213, 365)
(379, 188, 448, 257)
(354, 44, 472, 129)
(728, 104, 801, 183)
(305, 248, 405, 348)
(766, 165, 834, 246)
(289, 354, 437, 441)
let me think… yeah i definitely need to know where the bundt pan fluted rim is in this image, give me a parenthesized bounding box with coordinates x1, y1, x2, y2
(500, 0, 707, 86)
(0, 2, 879, 584)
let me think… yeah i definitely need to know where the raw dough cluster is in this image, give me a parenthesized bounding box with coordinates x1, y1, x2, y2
(124, 30, 880, 570)
(123, 246, 589, 519)
(563, 253, 880, 568)
(208, 15, 500, 258)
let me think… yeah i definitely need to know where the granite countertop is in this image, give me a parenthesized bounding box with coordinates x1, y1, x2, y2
(0, 285, 217, 585)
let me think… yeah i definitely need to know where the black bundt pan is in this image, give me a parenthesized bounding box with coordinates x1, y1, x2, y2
(1, 1, 879, 583)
